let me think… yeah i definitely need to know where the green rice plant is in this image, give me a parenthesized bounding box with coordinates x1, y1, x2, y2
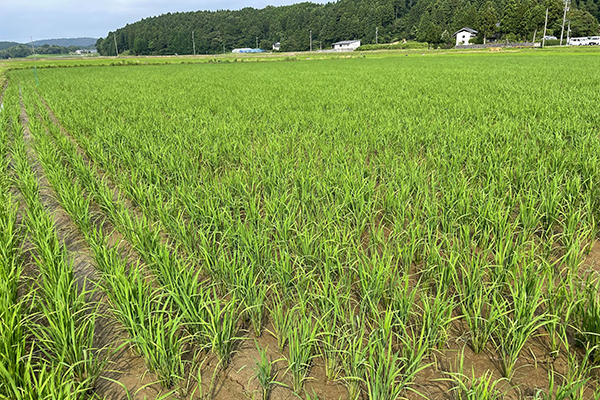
(397, 324, 431, 391)
(355, 252, 392, 317)
(31, 283, 105, 389)
(203, 293, 240, 369)
(234, 264, 268, 337)
(387, 273, 416, 331)
(7, 355, 85, 400)
(442, 349, 506, 400)
(104, 265, 187, 388)
(533, 369, 590, 400)
(286, 312, 319, 393)
(316, 308, 343, 381)
(456, 263, 504, 354)
(0, 208, 31, 399)
(252, 341, 282, 400)
(267, 293, 292, 352)
(544, 272, 578, 358)
(574, 276, 600, 361)
(339, 327, 368, 400)
(419, 286, 454, 350)
(518, 191, 540, 240)
(495, 276, 550, 379)
(364, 335, 405, 400)
(560, 207, 588, 274)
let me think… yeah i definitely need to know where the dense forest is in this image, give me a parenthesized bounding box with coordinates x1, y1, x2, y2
(96, 0, 600, 55)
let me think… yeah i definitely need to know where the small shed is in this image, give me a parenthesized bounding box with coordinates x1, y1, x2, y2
(273, 42, 281, 51)
(332, 40, 361, 51)
(453, 28, 477, 46)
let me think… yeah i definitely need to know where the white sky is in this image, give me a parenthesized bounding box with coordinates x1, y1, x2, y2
(0, 0, 299, 42)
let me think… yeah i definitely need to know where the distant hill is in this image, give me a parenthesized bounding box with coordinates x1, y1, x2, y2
(0, 41, 21, 51)
(31, 38, 97, 48)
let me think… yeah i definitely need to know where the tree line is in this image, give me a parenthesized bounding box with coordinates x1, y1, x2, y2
(94, 0, 600, 55)
(0, 44, 88, 60)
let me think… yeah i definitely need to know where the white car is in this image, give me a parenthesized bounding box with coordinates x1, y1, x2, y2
(588, 36, 600, 45)
(569, 37, 590, 46)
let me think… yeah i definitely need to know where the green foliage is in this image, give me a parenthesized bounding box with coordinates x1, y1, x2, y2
(95, 0, 600, 54)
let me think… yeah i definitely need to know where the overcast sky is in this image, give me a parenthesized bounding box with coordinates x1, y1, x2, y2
(0, 0, 299, 42)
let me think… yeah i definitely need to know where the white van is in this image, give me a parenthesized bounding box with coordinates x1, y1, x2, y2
(588, 36, 600, 45)
(569, 37, 590, 46)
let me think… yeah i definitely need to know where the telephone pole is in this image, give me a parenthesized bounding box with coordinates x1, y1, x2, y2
(114, 34, 119, 57)
(192, 30, 196, 56)
(376, 27, 378, 44)
(30, 36, 37, 62)
(542, 8, 549, 48)
(256, 37, 259, 49)
(310, 30, 312, 52)
(560, 0, 569, 45)
(566, 20, 571, 44)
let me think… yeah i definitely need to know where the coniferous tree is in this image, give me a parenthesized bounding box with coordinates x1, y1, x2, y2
(477, 1, 498, 42)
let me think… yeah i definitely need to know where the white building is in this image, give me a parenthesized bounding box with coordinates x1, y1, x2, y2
(273, 42, 281, 51)
(453, 27, 477, 46)
(332, 40, 361, 51)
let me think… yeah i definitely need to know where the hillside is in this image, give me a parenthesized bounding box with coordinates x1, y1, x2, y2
(0, 42, 21, 51)
(95, 0, 600, 55)
(31, 38, 97, 48)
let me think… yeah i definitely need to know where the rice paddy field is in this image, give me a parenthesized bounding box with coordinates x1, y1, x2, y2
(2, 49, 600, 400)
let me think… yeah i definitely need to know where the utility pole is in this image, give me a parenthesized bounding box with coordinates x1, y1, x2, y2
(560, 0, 569, 45)
(310, 30, 312, 52)
(542, 8, 549, 48)
(532, 29, 537, 46)
(256, 37, 258, 49)
(223, 43, 225, 54)
(376, 27, 378, 44)
(566, 20, 571, 44)
(114, 34, 119, 57)
(29, 36, 37, 62)
(192, 30, 196, 56)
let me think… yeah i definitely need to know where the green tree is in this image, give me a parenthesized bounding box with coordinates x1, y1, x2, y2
(569, 9, 600, 36)
(477, 1, 498, 43)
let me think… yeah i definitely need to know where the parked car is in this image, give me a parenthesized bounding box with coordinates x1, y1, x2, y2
(588, 36, 600, 45)
(543, 35, 558, 40)
(569, 37, 590, 46)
